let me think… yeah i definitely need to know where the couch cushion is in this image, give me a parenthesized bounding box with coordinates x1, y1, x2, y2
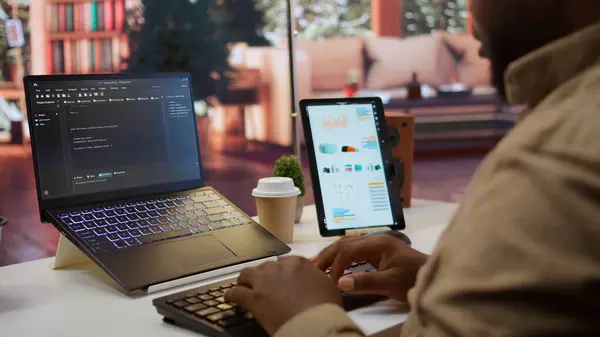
(364, 33, 454, 90)
(296, 38, 364, 91)
(441, 32, 492, 88)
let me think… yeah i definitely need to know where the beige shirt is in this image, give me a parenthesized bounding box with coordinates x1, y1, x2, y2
(276, 22, 600, 337)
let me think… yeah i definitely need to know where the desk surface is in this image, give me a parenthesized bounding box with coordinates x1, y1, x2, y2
(0, 201, 458, 337)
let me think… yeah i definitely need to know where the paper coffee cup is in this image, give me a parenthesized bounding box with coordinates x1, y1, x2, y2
(253, 178, 300, 244)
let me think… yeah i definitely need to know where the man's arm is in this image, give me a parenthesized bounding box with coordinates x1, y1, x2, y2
(401, 135, 600, 336)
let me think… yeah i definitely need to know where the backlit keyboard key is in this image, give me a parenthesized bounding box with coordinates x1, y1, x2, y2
(81, 209, 93, 215)
(94, 212, 107, 220)
(78, 230, 94, 238)
(113, 240, 128, 249)
(103, 206, 115, 211)
(83, 221, 97, 229)
(127, 222, 140, 229)
(94, 228, 108, 236)
(107, 233, 120, 241)
(93, 208, 105, 213)
(145, 204, 157, 211)
(106, 225, 118, 233)
(106, 218, 119, 225)
(138, 220, 150, 227)
(71, 216, 84, 223)
(139, 228, 152, 236)
(116, 224, 129, 231)
(135, 206, 147, 212)
(116, 216, 128, 223)
(125, 207, 137, 214)
(129, 229, 142, 237)
(71, 224, 85, 231)
(58, 213, 69, 218)
(95, 219, 108, 227)
(70, 211, 81, 216)
(136, 201, 148, 206)
(159, 224, 173, 232)
(104, 210, 116, 217)
(118, 231, 131, 239)
(82, 214, 95, 221)
(115, 209, 126, 216)
(149, 226, 163, 233)
(148, 218, 160, 226)
(126, 214, 140, 221)
(124, 238, 139, 246)
(137, 212, 150, 219)
(147, 211, 159, 218)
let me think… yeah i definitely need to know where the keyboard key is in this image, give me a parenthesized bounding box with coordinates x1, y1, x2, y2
(94, 228, 108, 236)
(95, 219, 108, 227)
(138, 228, 192, 244)
(205, 207, 227, 215)
(129, 229, 142, 237)
(209, 287, 220, 292)
(84, 221, 97, 229)
(124, 238, 139, 246)
(207, 310, 236, 323)
(208, 214, 225, 222)
(90, 242, 115, 253)
(167, 215, 179, 222)
(94, 212, 107, 220)
(157, 209, 169, 216)
(107, 233, 120, 241)
(126, 202, 137, 207)
(71, 216, 84, 223)
(137, 212, 150, 220)
(127, 222, 140, 230)
(191, 210, 206, 218)
(184, 303, 207, 313)
(69, 211, 81, 216)
(172, 300, 189, 308)
(58, 213, 69, 218)
(231, 218, 242, 225)
(139, 228, 152, 236)
(165, 201, 177, 207)
(215, 297, 226, 303)
(157, 216, 170, 224)
(186, 297, 202, 304)
(210, 291, 224, 297)
(70, 224, 85, 231)
(113, 240, 128, 249)
(106, 225, 118, 233)
(145, 204, 157, 211)
(116, 224, 129, 232)
(126, 214, 140, 221)
(85, 236, 108, 246)
(119, 231, 132, 239)
(174, 200, 186, 207)
(160, 224, 173, 232)
(125, 207, 137, 214)
(167, 208, 180, 215)
(82, 214, 95, 221)
(149, 226, 163, 234)
(134, 206, 147, 212)
(93, 208, 105, 213)
(116, 216, 129, 223)
(115, 209, 126, 215)
(192, 195, 212, 203)
(195, 307, 220, 318)
(63, 218, 74, 225)
(170, 223, 183, 230)
(136, 201, 147, 206)
(106, 218, 119, 225)
(148, 218, 160, 226)
(103, 205, 115, 211)
(220, 220, 233, 228)
(115, 204, 126, 209)
(158, 198, 168, 203)
(78, 230, 94, 238)
(179, 220, 191, 228)
(138, 220, 150, 227)
(198, 294, 214, 301)
(217, 303, 233, 311)
(147, 211, 159, 218)
(203, 201, 219, 208)
(104, 210, 116, 217)
(203, 299, 219, 306)
(156, 203, 168, 210)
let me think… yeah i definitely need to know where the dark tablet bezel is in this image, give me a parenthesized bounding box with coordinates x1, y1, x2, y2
(300, 97, 406, 237)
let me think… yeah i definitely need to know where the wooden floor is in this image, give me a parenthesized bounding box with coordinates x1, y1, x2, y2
(0, 117, 484, 266)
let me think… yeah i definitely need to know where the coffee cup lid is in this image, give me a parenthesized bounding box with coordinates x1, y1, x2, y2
(252, 177, 301, 198)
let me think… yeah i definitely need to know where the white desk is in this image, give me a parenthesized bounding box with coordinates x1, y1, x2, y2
(0, 201, 457, 337)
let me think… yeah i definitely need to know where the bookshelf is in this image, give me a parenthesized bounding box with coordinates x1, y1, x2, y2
(44, 0, 129, 75)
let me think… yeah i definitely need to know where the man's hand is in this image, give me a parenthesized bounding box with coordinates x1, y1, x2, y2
(225, 256, 343, 336)
(313, 234, 429, 302)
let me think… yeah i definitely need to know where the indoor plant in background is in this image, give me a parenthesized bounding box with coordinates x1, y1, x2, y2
(273, 155, 305, 223)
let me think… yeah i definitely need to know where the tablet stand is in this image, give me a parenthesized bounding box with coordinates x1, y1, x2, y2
(52, 234, 93, 269)
(345, 227, 392, 237)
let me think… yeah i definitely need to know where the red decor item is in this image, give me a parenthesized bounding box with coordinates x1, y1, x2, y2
(343, 84, 359, 98)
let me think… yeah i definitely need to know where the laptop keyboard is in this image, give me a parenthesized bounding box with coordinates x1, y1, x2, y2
(57, 191, 253, 253)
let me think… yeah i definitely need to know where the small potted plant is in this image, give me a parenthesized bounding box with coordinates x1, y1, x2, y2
(343, 68, 360, 98)
(273, 155, 306, 223)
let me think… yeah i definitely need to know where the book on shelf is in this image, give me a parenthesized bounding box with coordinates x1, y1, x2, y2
(48, 38, 122, 74)
(49, 0, 124, 33)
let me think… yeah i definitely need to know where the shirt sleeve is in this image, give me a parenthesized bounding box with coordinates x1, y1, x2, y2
(274, 304, 366, 337)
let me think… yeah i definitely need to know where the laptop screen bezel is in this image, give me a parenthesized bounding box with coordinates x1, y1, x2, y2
(24, 73, 205, 221)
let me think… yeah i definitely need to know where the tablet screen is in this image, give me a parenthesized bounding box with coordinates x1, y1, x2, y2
(306, 102, 396, 231)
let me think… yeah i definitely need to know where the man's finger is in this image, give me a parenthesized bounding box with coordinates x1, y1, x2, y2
(328, 239, 387, 282)
(313, 236, 362, 271)
(236, 267, 255, 288)
(224, 285, 254, 309)
(337, 270, 394, 296)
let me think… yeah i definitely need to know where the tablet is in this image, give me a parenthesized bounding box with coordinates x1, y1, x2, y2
(300, 97, 406, 237)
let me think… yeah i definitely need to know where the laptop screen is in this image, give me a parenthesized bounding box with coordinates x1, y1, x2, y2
(27, 75, 202, 200)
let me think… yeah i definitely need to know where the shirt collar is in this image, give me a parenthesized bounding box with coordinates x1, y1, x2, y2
(505, 22, 600, 107)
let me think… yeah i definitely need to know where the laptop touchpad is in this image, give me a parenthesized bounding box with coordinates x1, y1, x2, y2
(159, 236, 237, 270)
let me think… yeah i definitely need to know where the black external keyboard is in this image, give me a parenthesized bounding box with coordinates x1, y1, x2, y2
(153, 262, 384, 337)
(56, 191, 253, 253)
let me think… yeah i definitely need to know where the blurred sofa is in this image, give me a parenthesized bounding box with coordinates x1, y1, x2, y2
(212, 32, 493, 147)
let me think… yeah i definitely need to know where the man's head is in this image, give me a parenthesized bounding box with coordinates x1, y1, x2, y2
(471, 0, 600, 101)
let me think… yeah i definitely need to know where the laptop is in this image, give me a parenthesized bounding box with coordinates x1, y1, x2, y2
(24, 73, 290, 293)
